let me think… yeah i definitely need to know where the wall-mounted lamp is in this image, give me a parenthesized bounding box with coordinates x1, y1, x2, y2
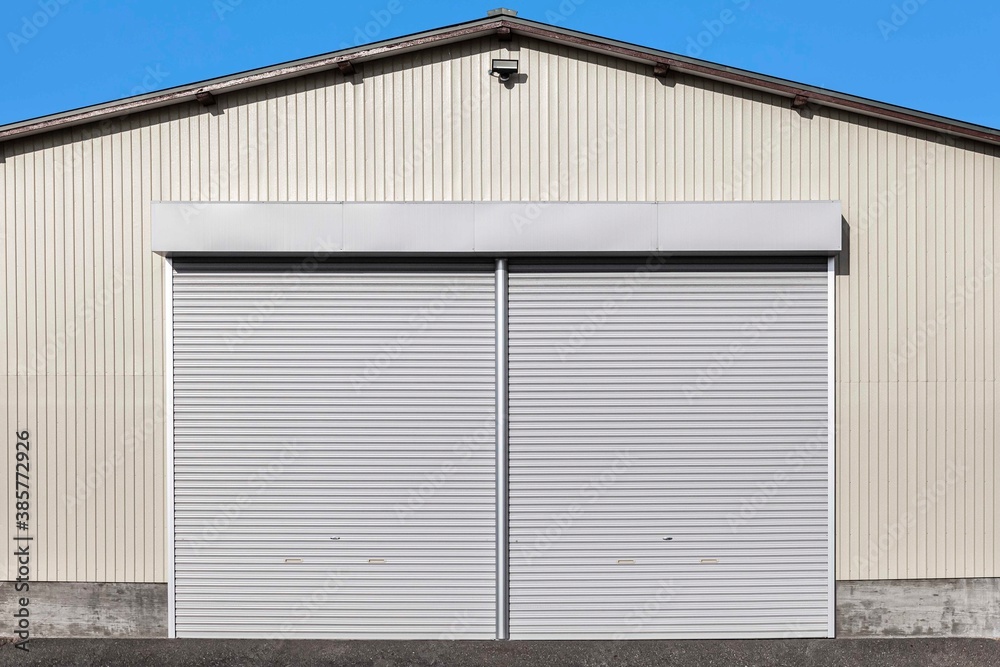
(489, 58, 519, 83)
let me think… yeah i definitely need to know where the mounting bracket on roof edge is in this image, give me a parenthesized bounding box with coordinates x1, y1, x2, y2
(792, 94, 817, 119)
(194, 90, 217, 107)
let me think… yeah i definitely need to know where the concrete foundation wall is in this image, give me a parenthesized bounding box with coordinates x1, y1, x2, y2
(837, 578, 1000, 637)
(3, 579, 998, 638)
(0, 582, 166, 638)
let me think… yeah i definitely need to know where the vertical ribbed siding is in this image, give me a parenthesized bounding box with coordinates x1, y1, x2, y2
(2, 125, 166, 583)
(507, 265, 830, 638)
(0, 34, 998, 582)
(171, 263, 497, 638)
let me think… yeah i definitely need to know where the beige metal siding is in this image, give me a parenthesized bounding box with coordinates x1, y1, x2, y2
(1, 35, 998, 582)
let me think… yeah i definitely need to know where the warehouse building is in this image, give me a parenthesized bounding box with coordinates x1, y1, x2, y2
(1, 9, 998, 639)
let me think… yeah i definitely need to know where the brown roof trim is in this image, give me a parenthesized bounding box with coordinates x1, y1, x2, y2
(507, 20, 1000, 147)
(1, 15, 998, 147)
(0, 18, 504, 142)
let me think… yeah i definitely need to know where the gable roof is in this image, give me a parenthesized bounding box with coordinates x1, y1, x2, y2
(2, 11, 999, 147)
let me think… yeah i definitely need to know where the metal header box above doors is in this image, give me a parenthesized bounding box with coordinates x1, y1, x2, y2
(151, 201, 843, 257)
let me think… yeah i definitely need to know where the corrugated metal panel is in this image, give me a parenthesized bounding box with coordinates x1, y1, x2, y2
(507, 265, 831, 638)
(1, 33, 998, 582)
(170, 263, 496, 638)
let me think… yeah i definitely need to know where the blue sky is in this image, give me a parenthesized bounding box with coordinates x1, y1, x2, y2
(2, 0, 998, 128)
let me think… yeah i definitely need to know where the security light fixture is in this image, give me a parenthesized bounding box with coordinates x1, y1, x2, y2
(490, 58, 519, 82)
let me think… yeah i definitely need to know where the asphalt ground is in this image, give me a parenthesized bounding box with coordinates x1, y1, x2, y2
(1, 638, 999, 667)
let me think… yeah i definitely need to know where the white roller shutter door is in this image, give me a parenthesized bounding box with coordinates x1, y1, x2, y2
(507, 261, 832, 639)
(171, 261, 496, 639)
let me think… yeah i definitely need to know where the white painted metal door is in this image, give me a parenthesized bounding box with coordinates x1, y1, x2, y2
(171, 261, 496, 638)
(506, 261, 832, 639)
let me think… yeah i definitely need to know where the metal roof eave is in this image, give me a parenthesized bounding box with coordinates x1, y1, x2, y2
(1, 14, 998, 148)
